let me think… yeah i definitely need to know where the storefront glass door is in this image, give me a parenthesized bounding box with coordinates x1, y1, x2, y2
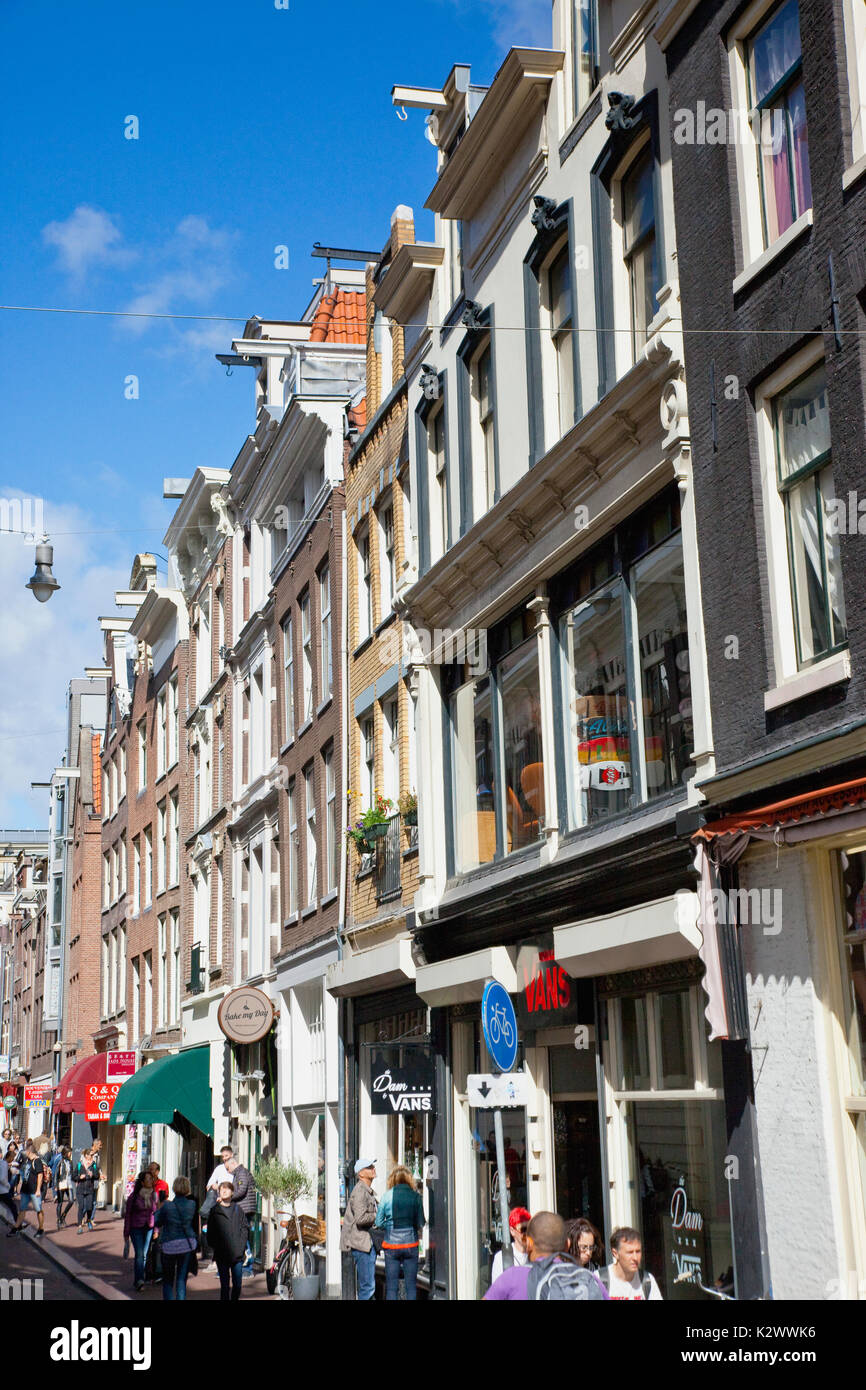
(552, 1101, 602, 1224)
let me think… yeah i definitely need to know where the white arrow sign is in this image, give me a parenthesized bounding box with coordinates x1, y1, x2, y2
(467, 1072, 530, 1109)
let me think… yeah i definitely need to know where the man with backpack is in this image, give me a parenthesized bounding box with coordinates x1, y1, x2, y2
(483, 1212, 608, 1300)
(600, 1227, 663, 1299)
(7, 1142, 46, 1238)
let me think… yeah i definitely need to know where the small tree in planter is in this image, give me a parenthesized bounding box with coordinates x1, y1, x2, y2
(254, 1155, 317, 1297)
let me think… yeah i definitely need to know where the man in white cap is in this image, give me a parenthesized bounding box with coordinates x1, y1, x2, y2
(339, 1157, 379, 1300)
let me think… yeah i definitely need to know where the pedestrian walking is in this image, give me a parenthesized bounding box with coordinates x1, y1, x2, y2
(374, 1165, 425, 1301)
(0, 1146, 18, 1225)
(339, 1157, 379, 1301)
(74, 1148, 99, 1232)
(600, 1227, 662, 1300)
(201, 1144, 234, 1269)
(565, 1216, 603, 1273)
(1, 1127, 14, 1158)
(154, 1176, 199, 1302)
(490, 1206, 531, 1284)
(484, 1212, 609, 1300)
(148, 1161, 170, 1202)
(206, 1180, 248, 1302)
(124, 1170, 158, 1292)
(7, 1141, 47, 1238)
(226, 1152, 257, 1269)
(53, 1147, 75, 1228)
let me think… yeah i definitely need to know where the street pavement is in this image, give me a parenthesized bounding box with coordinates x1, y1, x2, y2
(0, 1205, 274, 1302)
(1, 1221, 97, 1301)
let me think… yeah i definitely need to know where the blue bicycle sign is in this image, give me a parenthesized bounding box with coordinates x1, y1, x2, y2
(481, 981, 518, 1073)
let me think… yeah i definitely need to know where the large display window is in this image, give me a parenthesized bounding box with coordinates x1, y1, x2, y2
(602, 961, 734, 1300)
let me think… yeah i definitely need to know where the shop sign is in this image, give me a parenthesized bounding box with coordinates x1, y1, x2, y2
(124, 1125, 139, 1198)
(514, 942, 580, 1029)
(86, 1083, 121, 1123)
(668, 1176, 706, 1287)
(3, 1095, 17, 1110)
(106, 1050, 136, 1083)
(217, 986, 275, 1044)
(24, 1084, 53, 1110)
(0, 1054, 10, 1078)
(370, 1051, 434, 1114)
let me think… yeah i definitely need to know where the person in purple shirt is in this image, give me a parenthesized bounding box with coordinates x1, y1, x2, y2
(484, 1212, 610, 1300)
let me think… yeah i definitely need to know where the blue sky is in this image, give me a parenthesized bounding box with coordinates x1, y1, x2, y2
(0, 0, 551, 826)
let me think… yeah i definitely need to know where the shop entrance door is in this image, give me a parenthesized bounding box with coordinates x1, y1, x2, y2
(544, 1039, 603, 1231)
(551, 1101, 602, 1224)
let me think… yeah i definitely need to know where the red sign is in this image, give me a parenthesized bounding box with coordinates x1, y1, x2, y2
(86, 1083, 121, 1122)
(106, 1050, 136, 1083)
(24, 1084, 53, 1110)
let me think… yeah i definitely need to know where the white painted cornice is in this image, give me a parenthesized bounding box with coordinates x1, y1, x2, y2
(426, 48, 564, 219)
(374, 243, 444, 326)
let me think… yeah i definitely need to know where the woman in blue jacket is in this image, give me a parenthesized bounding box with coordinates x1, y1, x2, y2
(374, 1166, 425, 1301)
(154, 1176, 199, 1301)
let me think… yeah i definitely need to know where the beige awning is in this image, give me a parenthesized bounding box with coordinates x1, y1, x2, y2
(326, 938, 416, 998)
(553, 892, 701, 977)
(414, 946, 517, 1008)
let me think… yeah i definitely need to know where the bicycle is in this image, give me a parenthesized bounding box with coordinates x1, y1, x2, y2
(488, 1002, 514, 1048)
(265, 1214, 323, 1300)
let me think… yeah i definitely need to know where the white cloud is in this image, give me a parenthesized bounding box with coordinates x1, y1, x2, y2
(0, 494, 139, 827)
(41, 205, 133, 280)
(121, 216, 241, 339)
(435, 0, 552, 51)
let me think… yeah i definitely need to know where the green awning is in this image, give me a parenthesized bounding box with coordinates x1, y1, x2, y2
(110, 1045, 213, 1137)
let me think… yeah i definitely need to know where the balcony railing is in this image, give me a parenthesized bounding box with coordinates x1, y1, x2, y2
(375, 814, 403, 904)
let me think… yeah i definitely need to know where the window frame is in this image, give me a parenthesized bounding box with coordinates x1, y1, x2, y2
(755, 344, 848, 683)
(319, 563, 333, 702)
(414, 368, 449, 574)
(523, 203, 581, 464)
(304, 762, 317, 908)
(300, 592, 313, 722)
(282, 610, 295, 743)
(356, 527, 372, 644)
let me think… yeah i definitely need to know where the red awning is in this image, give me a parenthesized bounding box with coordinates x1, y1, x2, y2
(694, 776, 866, 841)
(54, 1053, 108, 1114)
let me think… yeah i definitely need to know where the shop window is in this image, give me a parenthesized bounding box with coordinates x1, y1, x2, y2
(547, 246, 576, 433)
(603, 965, 732, 1300)
(836, 851, 866, 1219)
(359, 1009, 430, 1213)
(447, 606, 545, 875)
(842, 0, 866, 166)
(558, 487, 692, 831)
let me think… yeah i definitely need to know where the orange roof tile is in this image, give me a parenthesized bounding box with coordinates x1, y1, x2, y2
(309, 289, 365, 345)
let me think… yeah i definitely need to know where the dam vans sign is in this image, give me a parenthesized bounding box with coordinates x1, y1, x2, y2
(370, 1051, 434, 1115)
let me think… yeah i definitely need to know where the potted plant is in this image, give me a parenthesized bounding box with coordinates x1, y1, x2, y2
(345, 791, 394, 853)
(398, 789, 418, 826)
(254, 1155, 319, 1300)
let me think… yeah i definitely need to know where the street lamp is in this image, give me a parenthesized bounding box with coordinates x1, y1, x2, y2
(26, 540, 60, 603)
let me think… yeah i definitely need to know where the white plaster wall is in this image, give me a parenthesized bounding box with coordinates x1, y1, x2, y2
(740, 843, 843, 1299)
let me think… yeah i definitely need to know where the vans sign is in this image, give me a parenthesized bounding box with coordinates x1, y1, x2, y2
(370, 1051, 434, 1115)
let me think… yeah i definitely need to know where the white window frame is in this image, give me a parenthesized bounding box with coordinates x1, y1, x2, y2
(362, 716, 375, 809)
(304, 763, 317, 907)
(282, 611, 295, 743)
(119, 745, 127, 803)
(143, 950, 153, 1037)
(383, 695, 400, 807)
(157, 689, 167, 779)
(754, 340, 849, 691)
(301, 593, 313, 722)
(157, 800, 167, 896)
(132, 836, 141, 916)
(170, 908, 180, 1024)
(378, 503, 396, 618)
(168, 674, 179, 769)
(157, 915, 167, 1030)
(143, 825, 153, 908)
(288, 778, 299, 918)
(320, 564, 333, 702)
(429, 406, 448, 564)
(843, 0, 866, 172)
(728, 0, 813, 274)
(137, 719, 147, 792)
(169, 790, 180, 886)
(607, 131, 656, 377)
(357, 527, 372, 643)
(324, 744, 337, 895)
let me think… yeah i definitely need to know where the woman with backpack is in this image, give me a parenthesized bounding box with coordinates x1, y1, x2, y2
(54, 1147, 75, 1228)
(565, 1216, 604, 1273)
(0, 1143, 18, 1225)
(75, 1148, 99, 1233)
(373, 1165, 425, 1301)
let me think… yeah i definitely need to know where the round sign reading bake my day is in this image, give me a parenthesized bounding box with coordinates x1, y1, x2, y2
(217, 986, 275, 1044)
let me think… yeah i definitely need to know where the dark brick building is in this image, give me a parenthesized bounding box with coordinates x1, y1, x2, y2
(661, 0, 866, 1299)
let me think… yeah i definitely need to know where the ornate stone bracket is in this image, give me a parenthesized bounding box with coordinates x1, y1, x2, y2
(531, 195, 558, 232)
(605, 92, 638, 131)
(419, 363, 441, 400)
